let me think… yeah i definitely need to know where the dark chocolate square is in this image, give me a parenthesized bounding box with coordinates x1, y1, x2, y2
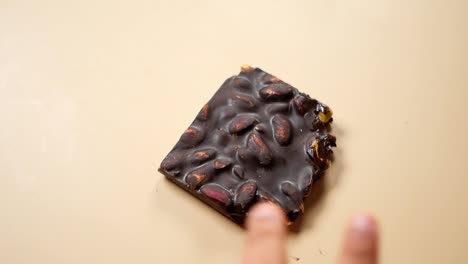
(159, 65, 336, 224)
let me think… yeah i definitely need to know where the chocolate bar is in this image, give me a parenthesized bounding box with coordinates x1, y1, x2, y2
(159, 65, 336, 224)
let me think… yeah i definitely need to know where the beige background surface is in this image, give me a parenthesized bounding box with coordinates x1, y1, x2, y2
(1, 0, 467, 263)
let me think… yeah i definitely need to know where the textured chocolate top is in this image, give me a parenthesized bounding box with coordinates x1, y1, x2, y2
(159, 66, 336, 224)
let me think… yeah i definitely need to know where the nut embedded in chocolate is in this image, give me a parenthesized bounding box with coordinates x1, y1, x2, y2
(160, 151, 184, 172)
(231, 94, 256, 109)
(159, 66, 336, 225)
(280, 181, 301, 204)
(190, 148, 217, 165)
(259, 83, 294, 102)
(232, 76, 252, 90)
(246, 132, 273, 165)
(232, 165, 245, 179)
(200, 184, 232, 208)
(196, 103, 210, 121)
(228, 115, 257, 134)
(234, 181, 257, 212)
(298, 167, 314, 197)
(214, 158, 232, 170)
(293, 94, 317, 115)
(272, 114, 292, 146)
(179, 127, 204, 148)
(185, 163, 214, 189)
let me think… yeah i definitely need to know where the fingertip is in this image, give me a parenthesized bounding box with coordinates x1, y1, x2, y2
(339, 213, 379, 264)
(246, 202, 286, 228)
(350, 213, 378, 237)
(245, 203, 287, 240)
(242, 203, 288, 264)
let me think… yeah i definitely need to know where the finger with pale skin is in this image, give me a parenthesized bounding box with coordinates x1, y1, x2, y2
(339, 214, 379, 264)
(241, 203, 288, 264)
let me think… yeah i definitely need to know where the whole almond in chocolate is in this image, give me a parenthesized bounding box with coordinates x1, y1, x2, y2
(185, 163, 214, 190)
(229, 115, 257, 134)
(272, 114, 292, 146)
(200, 184, 232, 208)
(259, 83, 294, 101)
(196, 103, 210, 121)
(190, 148, 217, 165)
(234, 181, 257, 212)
